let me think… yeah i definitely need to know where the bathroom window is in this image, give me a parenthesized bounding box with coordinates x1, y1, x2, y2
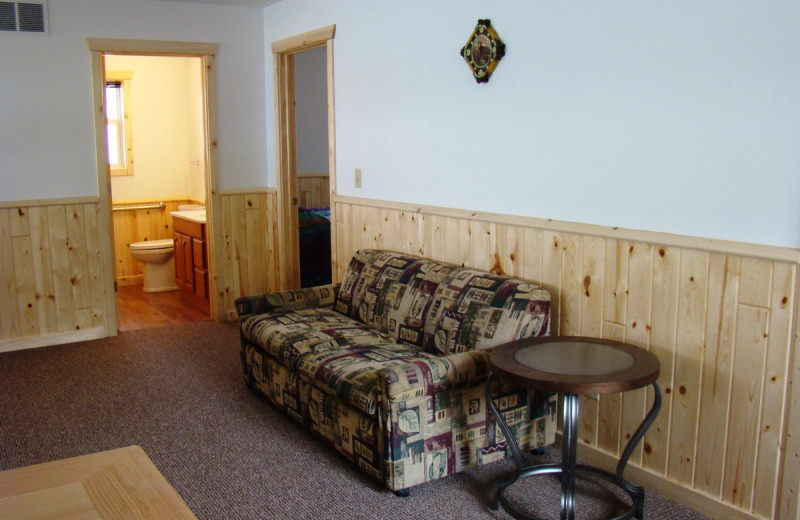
(105, 70, 134, 176)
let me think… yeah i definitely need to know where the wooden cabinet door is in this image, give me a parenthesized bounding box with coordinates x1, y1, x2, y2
(192, 237, 206, 269)
(191, 237, 208, 299)
(182, 235, 194, 291)
(194, 268, 208, 299)
(174, 233, 193, 291)
(173, 220, 209, 313)
(174, 234, 186, 287)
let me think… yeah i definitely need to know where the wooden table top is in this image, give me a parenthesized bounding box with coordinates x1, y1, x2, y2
(0, 445, 197, 520)
(489, 336, 660, 395)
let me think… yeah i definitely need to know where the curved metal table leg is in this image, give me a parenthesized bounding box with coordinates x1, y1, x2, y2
(616, 381, 662, 519)
(561, 393, 579, 520)
(487, 373, 662, 520)
(486, 371, 525, 510)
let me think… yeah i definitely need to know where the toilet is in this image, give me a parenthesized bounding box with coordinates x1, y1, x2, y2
(128, 239, 179, 292)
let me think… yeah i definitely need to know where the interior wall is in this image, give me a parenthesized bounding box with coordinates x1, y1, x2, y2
(329, 195, 800, 520)
(0, 0, 268, 202)
(105, 55, 203, 203)
(294, 46, 329, 175)
(264, 0, 800, 249)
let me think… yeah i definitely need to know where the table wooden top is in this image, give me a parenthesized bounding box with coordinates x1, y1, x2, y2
(0, 445, 198, 520)
(489, 336, 660, 395)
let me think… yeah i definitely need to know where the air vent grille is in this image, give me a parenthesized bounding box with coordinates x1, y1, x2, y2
(0, 2, 16, 31)
(0, 1, 48, 34)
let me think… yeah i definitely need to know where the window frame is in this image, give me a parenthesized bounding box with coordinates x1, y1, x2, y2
(104, 70, 134, 176)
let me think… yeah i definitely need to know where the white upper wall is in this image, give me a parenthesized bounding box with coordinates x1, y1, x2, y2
(264, 0, 800, 249)
(0, 0, 268, 200)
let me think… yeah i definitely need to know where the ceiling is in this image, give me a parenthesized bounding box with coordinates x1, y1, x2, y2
(151, 0, 282, 7)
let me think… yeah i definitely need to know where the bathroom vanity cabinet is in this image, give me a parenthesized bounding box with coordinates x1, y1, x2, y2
(173, 216, 209, 314)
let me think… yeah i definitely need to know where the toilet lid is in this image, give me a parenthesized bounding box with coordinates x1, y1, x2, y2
(130, 238, 174, 251)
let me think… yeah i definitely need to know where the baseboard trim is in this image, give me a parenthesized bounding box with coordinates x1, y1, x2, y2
(569, 438, 762, 520)
(0, 327, 107, 354)
(117, 275, 144, 286)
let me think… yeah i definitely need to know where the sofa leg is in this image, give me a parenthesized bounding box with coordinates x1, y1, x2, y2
(394, 488, 410, 497)
(243, 363, 256, 389)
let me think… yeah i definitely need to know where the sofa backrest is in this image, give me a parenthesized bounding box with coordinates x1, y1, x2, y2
(334, 249, 551, 355)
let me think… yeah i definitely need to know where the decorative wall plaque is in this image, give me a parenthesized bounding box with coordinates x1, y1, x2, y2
(460, 19, 505, 83)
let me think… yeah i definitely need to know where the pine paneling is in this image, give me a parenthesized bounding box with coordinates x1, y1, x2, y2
(297, 173, 330, 208)
(330, 196, 800, 520)
(0, 202, 108, 351)
(2, 191, 797, 520)
(218, 191, 279, 317)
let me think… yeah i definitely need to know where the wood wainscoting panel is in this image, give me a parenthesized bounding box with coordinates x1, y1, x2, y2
(0, 202, 108, 351)
(218, 191, 279, 318)
(331, 195, 800, 520)
(5, 191, 795, 518)
(297, 173, 330, 208)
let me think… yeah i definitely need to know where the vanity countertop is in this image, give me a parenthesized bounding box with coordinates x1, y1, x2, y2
(170, 209, 206, 224)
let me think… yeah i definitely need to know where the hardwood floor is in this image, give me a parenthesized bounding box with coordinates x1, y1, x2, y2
(117, 284, 210, 332)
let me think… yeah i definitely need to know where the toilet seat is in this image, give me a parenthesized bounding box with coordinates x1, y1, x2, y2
(130, 239, 174, 251)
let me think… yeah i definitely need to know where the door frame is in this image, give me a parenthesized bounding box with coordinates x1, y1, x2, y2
(272, 25, 336, 290)
(87, 38, 222, 333)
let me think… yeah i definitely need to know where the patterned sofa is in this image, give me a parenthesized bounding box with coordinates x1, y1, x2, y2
(236, 249, 557, 494)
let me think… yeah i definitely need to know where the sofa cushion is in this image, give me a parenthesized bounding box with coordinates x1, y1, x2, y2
(297, 342, 433, 416)
(240, 308, 394, 370)
(335, 249, 551, 355)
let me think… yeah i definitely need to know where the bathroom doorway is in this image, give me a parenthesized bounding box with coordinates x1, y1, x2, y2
(104, 54, 209, 331)
(88, 39, 221, 335)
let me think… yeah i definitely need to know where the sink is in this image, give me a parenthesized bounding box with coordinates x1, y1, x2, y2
(170, 209, 206, 223)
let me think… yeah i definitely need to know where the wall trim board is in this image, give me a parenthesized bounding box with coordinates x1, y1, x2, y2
(333, 195, 800, 264)
(271, 24, 335, 54)
(0, 196, 100, 209)
(573, 440, 759, 520)
(86, 38, 219, 56)
(88, 39, 223, 325)
(272, 24, 337, 290)
(0, 327, 105, 354)
(776, 269, 800, 518)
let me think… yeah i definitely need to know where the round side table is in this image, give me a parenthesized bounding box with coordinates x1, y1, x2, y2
(486, 336, 661, 520)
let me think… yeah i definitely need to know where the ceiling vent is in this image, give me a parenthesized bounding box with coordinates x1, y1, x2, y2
(0, 1, 48, 35)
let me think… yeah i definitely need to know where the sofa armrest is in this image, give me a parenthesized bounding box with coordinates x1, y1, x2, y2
(235, 283, 340, 319)
(378, 350, 491, 403)
(377, 348, 557, 491)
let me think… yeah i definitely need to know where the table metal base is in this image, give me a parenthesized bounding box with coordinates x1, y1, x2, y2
(487, 374, 662, 520)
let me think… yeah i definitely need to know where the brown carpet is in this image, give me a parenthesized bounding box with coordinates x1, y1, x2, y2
(0, 321, 712, 519)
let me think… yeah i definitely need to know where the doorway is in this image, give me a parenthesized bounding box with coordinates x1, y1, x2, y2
(88, 39, 222, 336)
(294, 46, 332, 288)
(104, 54, 208, 331)
(272, 25, 336, 290)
